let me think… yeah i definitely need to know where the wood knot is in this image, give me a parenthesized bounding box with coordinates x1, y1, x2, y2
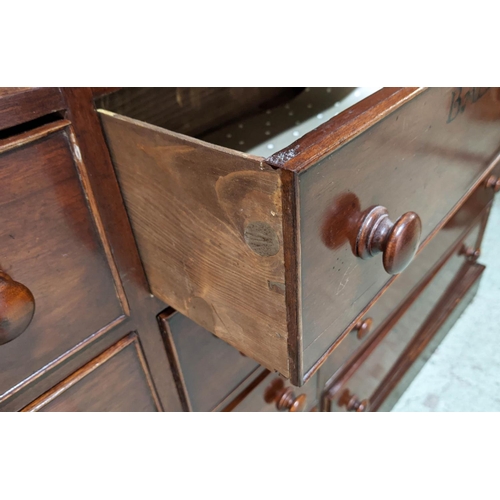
(244, 221, 280, 257)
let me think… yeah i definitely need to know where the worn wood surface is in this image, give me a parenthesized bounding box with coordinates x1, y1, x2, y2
(96, 88, 299, 138)
(159, 308, 259, 412)
(322, 221, 485, 411)
(0, 87, 65, 131)
(22, 334, 161, 411)
(99, 111, 289, 376)
(298, 87, 500, 376)
(267, 87, 424, 172)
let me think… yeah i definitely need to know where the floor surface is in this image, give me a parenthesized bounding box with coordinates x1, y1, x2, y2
(393, 195, 500, 411)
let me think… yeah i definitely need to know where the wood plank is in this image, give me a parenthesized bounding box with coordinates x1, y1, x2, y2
(99, 111, 289, 376)
(0, 87, 65, 131)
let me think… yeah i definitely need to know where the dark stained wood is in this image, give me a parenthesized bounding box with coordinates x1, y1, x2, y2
(0, 128, 124, 400)
(0, 272, 35, 345)
(96, 87, 300, 139)
(99, 87, 500, 386)
(158, 308, 259, 412)
(316, 191, 494, 389)
(354, 206, 422, 275)
(299, 87, 500, 376)
(267, 87, 425, 172)
(0, 87, 65, 131)
(322, 222, 485, 411)
(99, 111, 289, 377)
(59, 88, 183, 412)
(263, 377, 307, 412)
(373, 263, 485, 412)
(22, 334, 161, 412)
(354, 317, 373, 340)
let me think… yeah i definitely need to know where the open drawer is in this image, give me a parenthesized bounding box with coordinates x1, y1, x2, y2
(97, 87, 500, 385)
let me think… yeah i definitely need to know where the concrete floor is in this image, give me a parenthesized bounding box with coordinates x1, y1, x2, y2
(393, 195, 500, 411)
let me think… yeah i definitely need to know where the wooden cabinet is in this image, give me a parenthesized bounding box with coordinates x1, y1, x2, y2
(0, 87, 497, 411)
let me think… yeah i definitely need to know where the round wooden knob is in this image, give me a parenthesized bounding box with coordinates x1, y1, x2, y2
(264, 378, 307, 412)
(338, 389, 370, 412)
(485, 175, 500, 192)
(354, 317, 373, 340)
(460, 245, 480, 262)
(0, 272, 35, 345)
(354, 206, 422, 275)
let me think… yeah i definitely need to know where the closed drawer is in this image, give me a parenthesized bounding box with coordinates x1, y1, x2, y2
(321, 221, 486, 412)
(22, 334, 161, 412)
(98, 87, 500, 385)
(158, 308, 259, 412)
(224, 371, 318, 412)
(0, 125, 125, 401)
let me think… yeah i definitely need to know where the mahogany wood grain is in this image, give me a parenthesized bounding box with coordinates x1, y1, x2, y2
(317, 189, 494, 390)
(158, 308, 259, 412)
(99, 111, 289, 377)
(299, 87, 500, 377)
(0, 128, 124, 399)
(0, 87, 65, 131)
(22, 334, 161, 412)
(0, 87, 183, 412)
(322, 222, 484, 411)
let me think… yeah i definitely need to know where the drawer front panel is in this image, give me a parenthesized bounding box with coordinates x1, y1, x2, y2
(323, 223, 483, 412)
(0, 129, 124, 399)
(159, 309, 259, 412)
(227, 371, 318, 412)
(317, 191, 492, 386)
(22, 334, 161, 412)
(300, 87, 500, 373)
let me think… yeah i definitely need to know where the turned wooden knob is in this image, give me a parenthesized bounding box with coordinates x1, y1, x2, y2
(354, 206, 422, 275)
(0, 272, 35, 345)
(485, 175, 500, 192)
(460, 245, 481, 261)
(338, 389, 370, 412)
(354, 317, 373, 340)
(264, 378, 307, 412)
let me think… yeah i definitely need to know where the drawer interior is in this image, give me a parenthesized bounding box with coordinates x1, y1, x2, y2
(95, 87, 379, 157)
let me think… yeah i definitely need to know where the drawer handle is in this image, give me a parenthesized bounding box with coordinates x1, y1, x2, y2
(459, 244, 481, 262)
(264, 378, 307, 412)
(354, 206, 422, 275)
(355, 317, 373, 340)
(338, 389, 370, 412)
(0, 272, 35, 345)
(486, 175, 500, 192)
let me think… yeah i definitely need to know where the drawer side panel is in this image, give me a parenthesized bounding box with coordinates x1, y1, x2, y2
(99, 112, 289, 376)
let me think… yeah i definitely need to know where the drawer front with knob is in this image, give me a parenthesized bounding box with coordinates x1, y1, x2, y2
(317, 179, 496, 388)
(224, 371, 318, 412)
(322, 218, 487, 412)
(100, 87, 500, 385)
(0, 126, 125, 402)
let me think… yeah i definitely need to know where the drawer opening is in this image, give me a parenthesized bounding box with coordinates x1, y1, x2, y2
(95, 87, 379, 157)
(97, 87, 500, 386)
